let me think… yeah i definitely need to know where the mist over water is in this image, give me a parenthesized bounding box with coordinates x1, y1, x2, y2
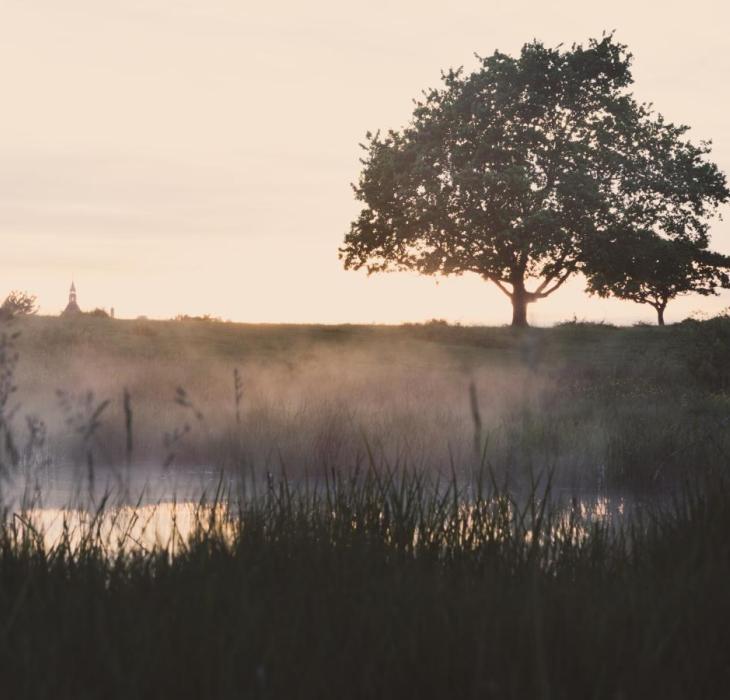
(10, 321, 540, 479)
(3, 317, 728, 516)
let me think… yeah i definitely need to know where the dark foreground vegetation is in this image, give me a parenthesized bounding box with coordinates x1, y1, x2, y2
(0, 471, 728, 699)
(0, 314, 729, 698)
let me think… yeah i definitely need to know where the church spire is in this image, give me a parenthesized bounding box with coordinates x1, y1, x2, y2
(62, 280, 82, 316)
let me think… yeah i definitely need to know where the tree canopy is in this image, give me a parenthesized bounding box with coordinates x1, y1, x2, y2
(584, 231, 730, 325)
(341, 35, 728, 326)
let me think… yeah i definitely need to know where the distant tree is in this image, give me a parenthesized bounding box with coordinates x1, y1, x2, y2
(87, 308, 110, 318)
(0, 291, 38, 320)
(341, 35, 728, 326)
(585, 231, 730, 325)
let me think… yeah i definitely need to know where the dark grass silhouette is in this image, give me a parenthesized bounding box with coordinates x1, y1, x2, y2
(0, 470, 728, 699)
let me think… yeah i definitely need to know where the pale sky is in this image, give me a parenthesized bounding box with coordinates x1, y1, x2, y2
(2, 0, 729, 325)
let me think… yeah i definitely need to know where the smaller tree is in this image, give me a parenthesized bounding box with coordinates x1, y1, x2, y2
(0, 291, 38, 320)
(584, 232, 730, 325)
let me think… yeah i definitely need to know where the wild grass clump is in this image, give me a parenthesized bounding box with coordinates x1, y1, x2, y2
(0, 469, 728, 699)
(554, 316, 618, 329)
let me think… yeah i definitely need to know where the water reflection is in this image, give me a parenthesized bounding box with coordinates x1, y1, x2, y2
(1, 464, 639, 556)
(13, 502, 234, 554)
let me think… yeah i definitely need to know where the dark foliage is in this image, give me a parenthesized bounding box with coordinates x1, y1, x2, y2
(87, 307, 111, 318)
(584, 230, 730, 325)
(682, 311, 730, 390)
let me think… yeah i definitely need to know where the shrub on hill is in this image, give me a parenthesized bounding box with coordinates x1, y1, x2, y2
(86, 308, 110, 318)
(0, 290, 38, 320)
(682, 310, 730, 391)
(173, 314, 223, 323)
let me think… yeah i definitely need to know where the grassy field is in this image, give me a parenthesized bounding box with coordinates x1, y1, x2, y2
(2, 313, 729, 490)
(0, 314, 729, 698)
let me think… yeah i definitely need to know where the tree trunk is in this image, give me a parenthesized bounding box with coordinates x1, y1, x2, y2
(657, 305, 666, 326)
(510, 285, 529, 327)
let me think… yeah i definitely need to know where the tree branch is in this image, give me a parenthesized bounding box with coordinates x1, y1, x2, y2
(534, 256, 569, 295)
(534, 270, 572, 299)
(490, 278, 513, 298)
(534, 273, 555, 295)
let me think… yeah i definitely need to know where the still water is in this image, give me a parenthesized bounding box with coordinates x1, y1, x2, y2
(1, 463, 635, 554)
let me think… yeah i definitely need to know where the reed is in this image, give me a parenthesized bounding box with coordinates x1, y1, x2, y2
(0, 469, 727, 698)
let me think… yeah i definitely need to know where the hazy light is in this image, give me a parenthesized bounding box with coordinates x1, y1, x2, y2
(1, 0, 729, 324)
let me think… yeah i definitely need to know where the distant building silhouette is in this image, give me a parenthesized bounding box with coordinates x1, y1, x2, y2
(61, 281, 82, 316)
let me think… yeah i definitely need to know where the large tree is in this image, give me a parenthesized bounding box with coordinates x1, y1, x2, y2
(340, 35, 727, 326)
(584, 231, 730, 325)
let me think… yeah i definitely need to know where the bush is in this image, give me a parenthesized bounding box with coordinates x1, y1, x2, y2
(174, 313, 223, 322)
(554, 316, 616, 329)
(87, 308, 110, 318)
(683, 310, 730, 391)
(0, 290, 38, 320)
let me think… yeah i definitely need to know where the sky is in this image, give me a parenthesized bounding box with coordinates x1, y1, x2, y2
(2, 0, 730, 325)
